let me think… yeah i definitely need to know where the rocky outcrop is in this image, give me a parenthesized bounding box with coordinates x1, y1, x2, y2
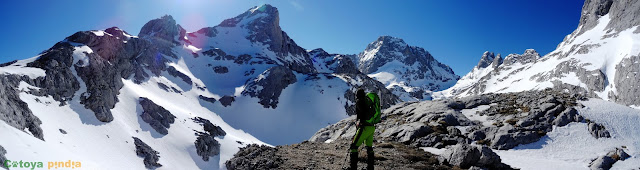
(226, 144, 282, 170)
(242, 66, 297, 108)
(219, 95, 235, 107)
(476, 52, 497, 69)
(167, 66, 192, 85)
(0, 74, 43, 140)
(133, 137, 163, 169)
(226, 139, 453, 170)
(0, 145, 7, 170)
(192, 117, 226, 161)
(139, 15, 183, 45)
(588, 122, 611, 138)
(212, 66, 229, 74)
(589, 148, 630, 170)
(198, 95, 216, 104)
(502, 49, 540, 66)
(139, 97, 176, 135)
(341, 74, 401, 115)
(532, 59, 607, 93)
(611, 55, 640, 106)
(26, 42, 80, 104)
(438, 143, 514, 169)
(312, 89, 608, 151)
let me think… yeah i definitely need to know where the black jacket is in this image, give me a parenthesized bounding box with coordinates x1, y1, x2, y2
(355, 97, 374, 126)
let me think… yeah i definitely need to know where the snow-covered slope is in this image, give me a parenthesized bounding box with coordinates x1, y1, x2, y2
(0, 4, 402, 169)
(357, 36, 459, 101)
(437, 0, 640, 109)
(169, 5, 399, 145)
(497, 98, 640, 169)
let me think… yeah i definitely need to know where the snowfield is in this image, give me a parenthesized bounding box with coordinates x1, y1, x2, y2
(495, 99, 640, 170)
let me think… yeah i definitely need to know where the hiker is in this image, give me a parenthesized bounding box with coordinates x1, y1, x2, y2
(349, 89, 380, 170)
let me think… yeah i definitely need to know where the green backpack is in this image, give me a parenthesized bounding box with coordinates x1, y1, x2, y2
(365, 92, 381, 124)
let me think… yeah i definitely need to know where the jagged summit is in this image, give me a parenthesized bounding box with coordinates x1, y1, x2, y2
(249, 4, 278, 15)
(138, 15, 185, 44)
(476, 51, 496, 69)
(502, 49, 540, 66)
(357, 36, 459, 101)
(370, 36, 408, 48)
(308, 48, 330, 57)
(218, 4, 279, 28)
(358, 36, 432, 74)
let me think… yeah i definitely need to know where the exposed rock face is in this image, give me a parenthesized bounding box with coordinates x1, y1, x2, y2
(589, 148, 630, 170)
(219, 95, 235, 107)
(212, 66, 229, 74)
(612, 55, 640, 105)
(312, 89, 607, 151)
(26, 42, 80, 104)
(139, 97, 176, 135)
(192, 117, 226, 161)
(198, 95, 217, 104)
(0, 74, 43, 140)
(476, 52, 496, 69)
(502, 49, 540, 66)
(588, 122, 611, 138)
(578, 0, 640, 36)
(167, 66, 192, 85)
(242, 66, 297, 108)
(139, 15, 183, 45)
(27, 20, 182, 123)
(438, 143, 513, 169)
(532, 59, 607, 93)
(380, 122, 434, 143)
(226, 144, 282, 170)
(133, 137, 163, 169)
(0, 145, 6, 170)
(70, 31, 128, 122)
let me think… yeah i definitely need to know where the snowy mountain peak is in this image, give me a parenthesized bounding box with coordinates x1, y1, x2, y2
(219, 4, 279, 28)
(374, 35, 408, 47)
(249, 4, 278, 15)
(357, 36, 459, 101)
(138, 15, 185, 44)
(309, 48, 330, 58)
(189, 4, 314, 74)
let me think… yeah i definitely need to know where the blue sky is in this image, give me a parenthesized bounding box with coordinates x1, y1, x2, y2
(0, 0, 584, 75)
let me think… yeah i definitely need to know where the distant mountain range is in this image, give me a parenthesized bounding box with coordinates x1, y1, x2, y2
(437, 0, 640, 110)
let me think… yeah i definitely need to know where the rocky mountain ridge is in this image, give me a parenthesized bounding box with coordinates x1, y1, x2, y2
(357, 36, 460, 101)
(438, 0, 640, 110)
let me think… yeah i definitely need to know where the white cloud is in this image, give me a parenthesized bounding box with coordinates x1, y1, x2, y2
(289, 0, 304, 11)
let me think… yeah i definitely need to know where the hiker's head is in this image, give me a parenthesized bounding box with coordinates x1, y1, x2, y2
(356, 89, 366, 99)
